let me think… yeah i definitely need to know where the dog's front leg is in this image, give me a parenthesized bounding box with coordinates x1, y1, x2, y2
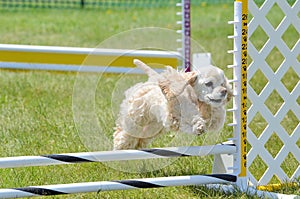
(113, 128, 140, 150)
(178, 112, 206, 136)
(191, 116, 206, 135)
(177, 97, 207, 135)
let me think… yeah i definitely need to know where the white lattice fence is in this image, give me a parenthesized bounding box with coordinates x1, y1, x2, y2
(247, 0, 300, 185)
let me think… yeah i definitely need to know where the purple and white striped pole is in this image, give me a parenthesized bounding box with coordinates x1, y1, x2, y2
(183, 0, 191, 72)
(176, 0, 191, 71)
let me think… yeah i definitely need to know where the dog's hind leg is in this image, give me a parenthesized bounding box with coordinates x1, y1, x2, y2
(136, 138, 155, 149)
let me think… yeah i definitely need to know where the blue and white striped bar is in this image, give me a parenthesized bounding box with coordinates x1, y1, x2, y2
(0, 174, 237, 198)
(0, 144, 236, 168)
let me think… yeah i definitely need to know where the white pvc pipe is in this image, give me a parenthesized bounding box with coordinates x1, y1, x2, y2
(0, 44, 181, 58)
(228, 1, 243, 177)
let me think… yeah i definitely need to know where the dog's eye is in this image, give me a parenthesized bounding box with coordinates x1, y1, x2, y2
(205, 81, 213, 87)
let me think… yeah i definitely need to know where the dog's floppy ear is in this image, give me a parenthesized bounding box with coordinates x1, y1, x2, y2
(182, 71, 198, 87)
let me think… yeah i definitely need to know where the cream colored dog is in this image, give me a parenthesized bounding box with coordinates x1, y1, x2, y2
(113, 59, 232, 150)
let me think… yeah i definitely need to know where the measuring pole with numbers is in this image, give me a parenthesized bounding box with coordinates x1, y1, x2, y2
(232, 0, 248, 188)
(237, 0, 248, 179)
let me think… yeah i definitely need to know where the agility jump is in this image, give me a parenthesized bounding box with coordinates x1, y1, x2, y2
(0, 0, 299, 198)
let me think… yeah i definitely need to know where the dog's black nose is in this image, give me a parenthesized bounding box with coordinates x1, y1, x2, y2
(221, 89, 227, 97)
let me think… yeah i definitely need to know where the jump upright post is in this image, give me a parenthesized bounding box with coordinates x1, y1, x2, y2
(176, 0, 191, 71)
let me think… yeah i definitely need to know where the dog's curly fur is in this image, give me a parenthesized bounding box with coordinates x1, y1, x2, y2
(113, 59, 233, 150)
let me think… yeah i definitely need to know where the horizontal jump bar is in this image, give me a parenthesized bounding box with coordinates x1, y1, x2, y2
(0, 144, 236, 168)
(0, 44, 181, 57)
(0, 44, 179, 67)
(0, 62, 165, 74)
(0, 174, 237, 198)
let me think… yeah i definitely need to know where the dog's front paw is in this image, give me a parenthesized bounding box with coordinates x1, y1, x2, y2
(193, 120, 206, 135)
(169, 117, 180, 131)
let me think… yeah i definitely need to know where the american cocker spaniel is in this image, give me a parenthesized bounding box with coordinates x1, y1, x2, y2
(113, 59, 232, 150)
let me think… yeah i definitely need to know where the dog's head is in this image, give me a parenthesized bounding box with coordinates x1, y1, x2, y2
(187, 65, 233, 107)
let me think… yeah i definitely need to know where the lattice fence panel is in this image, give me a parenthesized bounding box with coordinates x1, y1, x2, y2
(247, 0, 300, 185)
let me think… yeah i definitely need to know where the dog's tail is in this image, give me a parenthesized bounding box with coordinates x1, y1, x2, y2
(133, 59, 159, 77)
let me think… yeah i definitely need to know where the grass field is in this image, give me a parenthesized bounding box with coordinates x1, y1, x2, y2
(0, 2, 299, 199)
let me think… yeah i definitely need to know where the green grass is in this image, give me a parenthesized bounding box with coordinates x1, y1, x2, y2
(0, 3, 299, 198)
